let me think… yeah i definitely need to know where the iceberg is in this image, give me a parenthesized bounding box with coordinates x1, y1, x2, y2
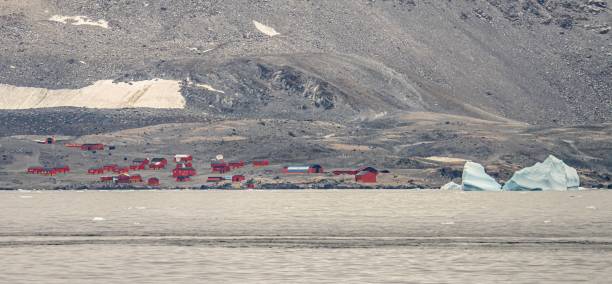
(441, 181, 462, 190)
(503, 155, 580, 191)
(461, 161, 502, 191)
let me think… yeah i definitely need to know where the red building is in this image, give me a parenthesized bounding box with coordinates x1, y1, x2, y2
(88, 168, 104, 175)
(252, 160, 270, 167)
(232, 175, 246, 183)
(81, 144, 105, 151)
(355, 171, 378, 183)
(129, 174, 143, 183)
(247, 183, 256, 189)
(282, 165, 324, 174)
(54, 166, 70, 174)
(207, 176, 224, 183)
(229, 161, 245, 169)
(130, 158, 150, 170)
(332, 169, 360, 175)
(211, 163, 231, 173)
(174, 155, 193, 163)
(176, 176, 191, 182)
(172, 167, 197, 178)
(116, 174, 131, 184)
(41, 168, 58, 176)
(113, 166, 130, 174)
(149, 158, 168, 170)
(175, 162, 193, 168)
(103, 164, 118, 172)
(27, 166, 45, 174)
(148, 177, 160, 186)
(100, 176, 114, 182)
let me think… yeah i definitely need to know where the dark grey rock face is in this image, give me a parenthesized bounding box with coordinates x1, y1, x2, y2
(0, 0, 609, 125)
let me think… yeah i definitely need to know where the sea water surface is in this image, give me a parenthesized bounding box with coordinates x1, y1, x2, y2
(1, 190, 611, 283)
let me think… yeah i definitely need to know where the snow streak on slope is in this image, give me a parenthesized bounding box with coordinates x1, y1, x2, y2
(48, 15, 110, 29)
(0, 79, 185, 109)
(253, 21, 280, 36)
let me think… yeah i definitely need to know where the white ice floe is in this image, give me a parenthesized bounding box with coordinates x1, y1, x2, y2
(440, 181, 462, 191)
(503, 155, 580, 191)
(461, 161, 502, 191)
(92, 217, 105, 221)
(0, 79, 185, 109)
(19, 195, 33, 199)
(49, 15, 110, 29)
(253, 20, 280, 36)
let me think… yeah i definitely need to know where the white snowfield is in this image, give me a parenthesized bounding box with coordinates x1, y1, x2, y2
(503, 155, 580, 191)
(49, 15, 110, 29)
(0, 79, 185, 109)
(253, 20, 280, 36)
(461, 161, 502, 191)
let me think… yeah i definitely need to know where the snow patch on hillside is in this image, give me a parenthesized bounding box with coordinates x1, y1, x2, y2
(49, 15, 110, 29)
(195, 84, 225, 94)
(0, 79, 185, 109)
(253, 20, 280, 36)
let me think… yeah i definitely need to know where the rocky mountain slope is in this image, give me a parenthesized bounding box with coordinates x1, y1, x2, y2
(0, 0, 609, 124)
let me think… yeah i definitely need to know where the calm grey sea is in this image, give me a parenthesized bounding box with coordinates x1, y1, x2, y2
(0, 190, 611, 283)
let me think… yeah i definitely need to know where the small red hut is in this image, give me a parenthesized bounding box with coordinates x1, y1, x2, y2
(211, 163, 231, 174)
(27, 166, 45, 174)
(355, 171, 378, 183)
(81, 144, 105, 151)
(232, 175, 246, 183)
(172, 167, 197, 177)
(113, 166, 130, 174)
(149, 158, 168, 170)
(174, 155, 193, 163)
(130, 158, 150, 170)
(229, 161, 245, 169)
(54, 166, 70, 174)
(100, 176, 114, 182)
(129, 174, 143, 183)
(103, 164, 119, 172)
(252, 160, 270, 167)
(41, 168, 58, 176)
(116, 174, 131, 184)
(207, 176, 224, 183)
(147, 177, 160, 186)
(88, 168, 105, 175)
(332, 169, 360, 176)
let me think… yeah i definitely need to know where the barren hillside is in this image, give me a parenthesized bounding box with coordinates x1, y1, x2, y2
(0, 0, 609, 124)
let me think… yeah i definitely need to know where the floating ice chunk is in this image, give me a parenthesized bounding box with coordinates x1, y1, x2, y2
(441, 181, 462, 190)
(19, 195, 33, 199)
(586, 206, 597, 210)
(503, 155, 580, 191)
(92, 217, 105, 221)
(461, 161, 501, 191)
